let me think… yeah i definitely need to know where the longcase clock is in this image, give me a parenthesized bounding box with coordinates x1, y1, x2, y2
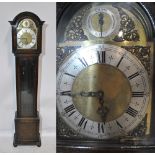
(9, 12, 44, 147)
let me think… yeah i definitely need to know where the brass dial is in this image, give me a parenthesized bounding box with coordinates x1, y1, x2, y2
(17, 18, 37, 49)
(57, 2, 153, 140)
(57, 44, 150, 139)
(72, 64, 131, 122)
(17, 28, 36, 49)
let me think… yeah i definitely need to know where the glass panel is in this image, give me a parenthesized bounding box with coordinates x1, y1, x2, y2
(19, 57, 37, 117)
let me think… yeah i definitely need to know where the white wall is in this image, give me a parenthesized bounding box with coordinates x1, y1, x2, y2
(0, 2, 56, 153)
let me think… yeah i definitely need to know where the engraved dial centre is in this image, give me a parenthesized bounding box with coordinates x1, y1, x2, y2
(20, 32, 32, 45)
(72, 63, 132, 122)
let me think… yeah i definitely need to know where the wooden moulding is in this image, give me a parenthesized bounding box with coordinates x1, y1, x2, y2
(13, 112, 41, 147)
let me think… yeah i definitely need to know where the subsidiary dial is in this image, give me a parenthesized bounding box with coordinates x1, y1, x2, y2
(85, 5, 120, 38)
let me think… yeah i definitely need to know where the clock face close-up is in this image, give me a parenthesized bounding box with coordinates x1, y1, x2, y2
(57, 44, 150, 139)
(56, 2, 155, 152)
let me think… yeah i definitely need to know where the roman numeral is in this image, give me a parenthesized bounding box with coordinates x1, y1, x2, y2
(64, 73, 76, 78)
(78, 117, 88, 129)
(98, 123, 104, 133)
(132, 92, 144, 97)
(128, 72, 139, 80)
(64, 104, 75, 113)
(83, 121, 88, 129)
(68, 111, 76, 117)
(116, 120, 123, 128)
(78, 57, 88, 67)
(60, 91, 72, 96)
(97, 51, 106, 63)
(126, 106, 138, 117)
(116, 56, 123, 68)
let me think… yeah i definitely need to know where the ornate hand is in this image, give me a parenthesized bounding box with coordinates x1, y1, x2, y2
(80, 91, 103, 98)
(98, 13, 104, 37)
(97, 102, 109, 123)
(80, 90, 109, 123)
(59, 90, 110, 122)
(21, 37, 28, 44)
(96, 91, 109, 123)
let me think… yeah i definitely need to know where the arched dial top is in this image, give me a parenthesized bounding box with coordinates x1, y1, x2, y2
(57, 44, 150, 139)
(17, 18, 37, 49)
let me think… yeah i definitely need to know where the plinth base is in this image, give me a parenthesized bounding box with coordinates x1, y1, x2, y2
(13, 133, 41, 147)
(13, 112, 41, 147)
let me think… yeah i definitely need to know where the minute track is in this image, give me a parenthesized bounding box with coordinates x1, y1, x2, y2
(128, 72, 139, 80)
(116, 56, 124, 68)
(57, 44, 150, 139)
(97, 51, 106, 63)
(132, 92, 144, 97)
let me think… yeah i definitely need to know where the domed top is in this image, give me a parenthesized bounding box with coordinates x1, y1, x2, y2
(9, 11, 44, 26)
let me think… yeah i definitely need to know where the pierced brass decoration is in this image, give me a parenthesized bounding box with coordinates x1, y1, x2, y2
(56, 46, 81, 70)
(128, 115, 147, 137)
(122, 46, 151, 75)
(65, 6, 90, 41)
(114, 7, 140, 42)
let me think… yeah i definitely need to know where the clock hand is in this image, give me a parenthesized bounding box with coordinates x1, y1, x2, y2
(97, 91, 110, 123)
(59, 90, 104, 97)
(80, 90, 109, 123)
(59, 90, 109, 122)
(21, 37, 28, 44)
(80, 91, 103, 97)
(97, 99, 109, 123)
(79, 90, 105, 99)
(98, 13, 104, 38)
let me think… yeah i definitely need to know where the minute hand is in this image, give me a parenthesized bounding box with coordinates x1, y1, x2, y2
(80, 91, 109, 122)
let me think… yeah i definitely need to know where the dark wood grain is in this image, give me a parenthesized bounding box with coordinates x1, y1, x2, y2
(10, 12, 44, 147)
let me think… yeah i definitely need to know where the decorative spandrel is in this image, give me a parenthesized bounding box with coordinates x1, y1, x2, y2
(113, 7, 140, 42)
(122, 46, 151, 75)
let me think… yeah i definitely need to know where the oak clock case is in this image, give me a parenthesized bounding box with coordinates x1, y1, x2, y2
(9, 12, 44, 147)
(56, 2, 155, 152)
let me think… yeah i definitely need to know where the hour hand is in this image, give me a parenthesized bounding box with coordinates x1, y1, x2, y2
(58, 91, 94, 97)
(59, 91, 72, 96)
(80, 91, 97, 97)
(59, 91, 86, 97)
(58, 91, 89, 97)
(80, 91, 104, 98)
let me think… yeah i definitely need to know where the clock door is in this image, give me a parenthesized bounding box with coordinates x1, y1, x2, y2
(56, 2, 155, 152)
(16, 56, 38, 117)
